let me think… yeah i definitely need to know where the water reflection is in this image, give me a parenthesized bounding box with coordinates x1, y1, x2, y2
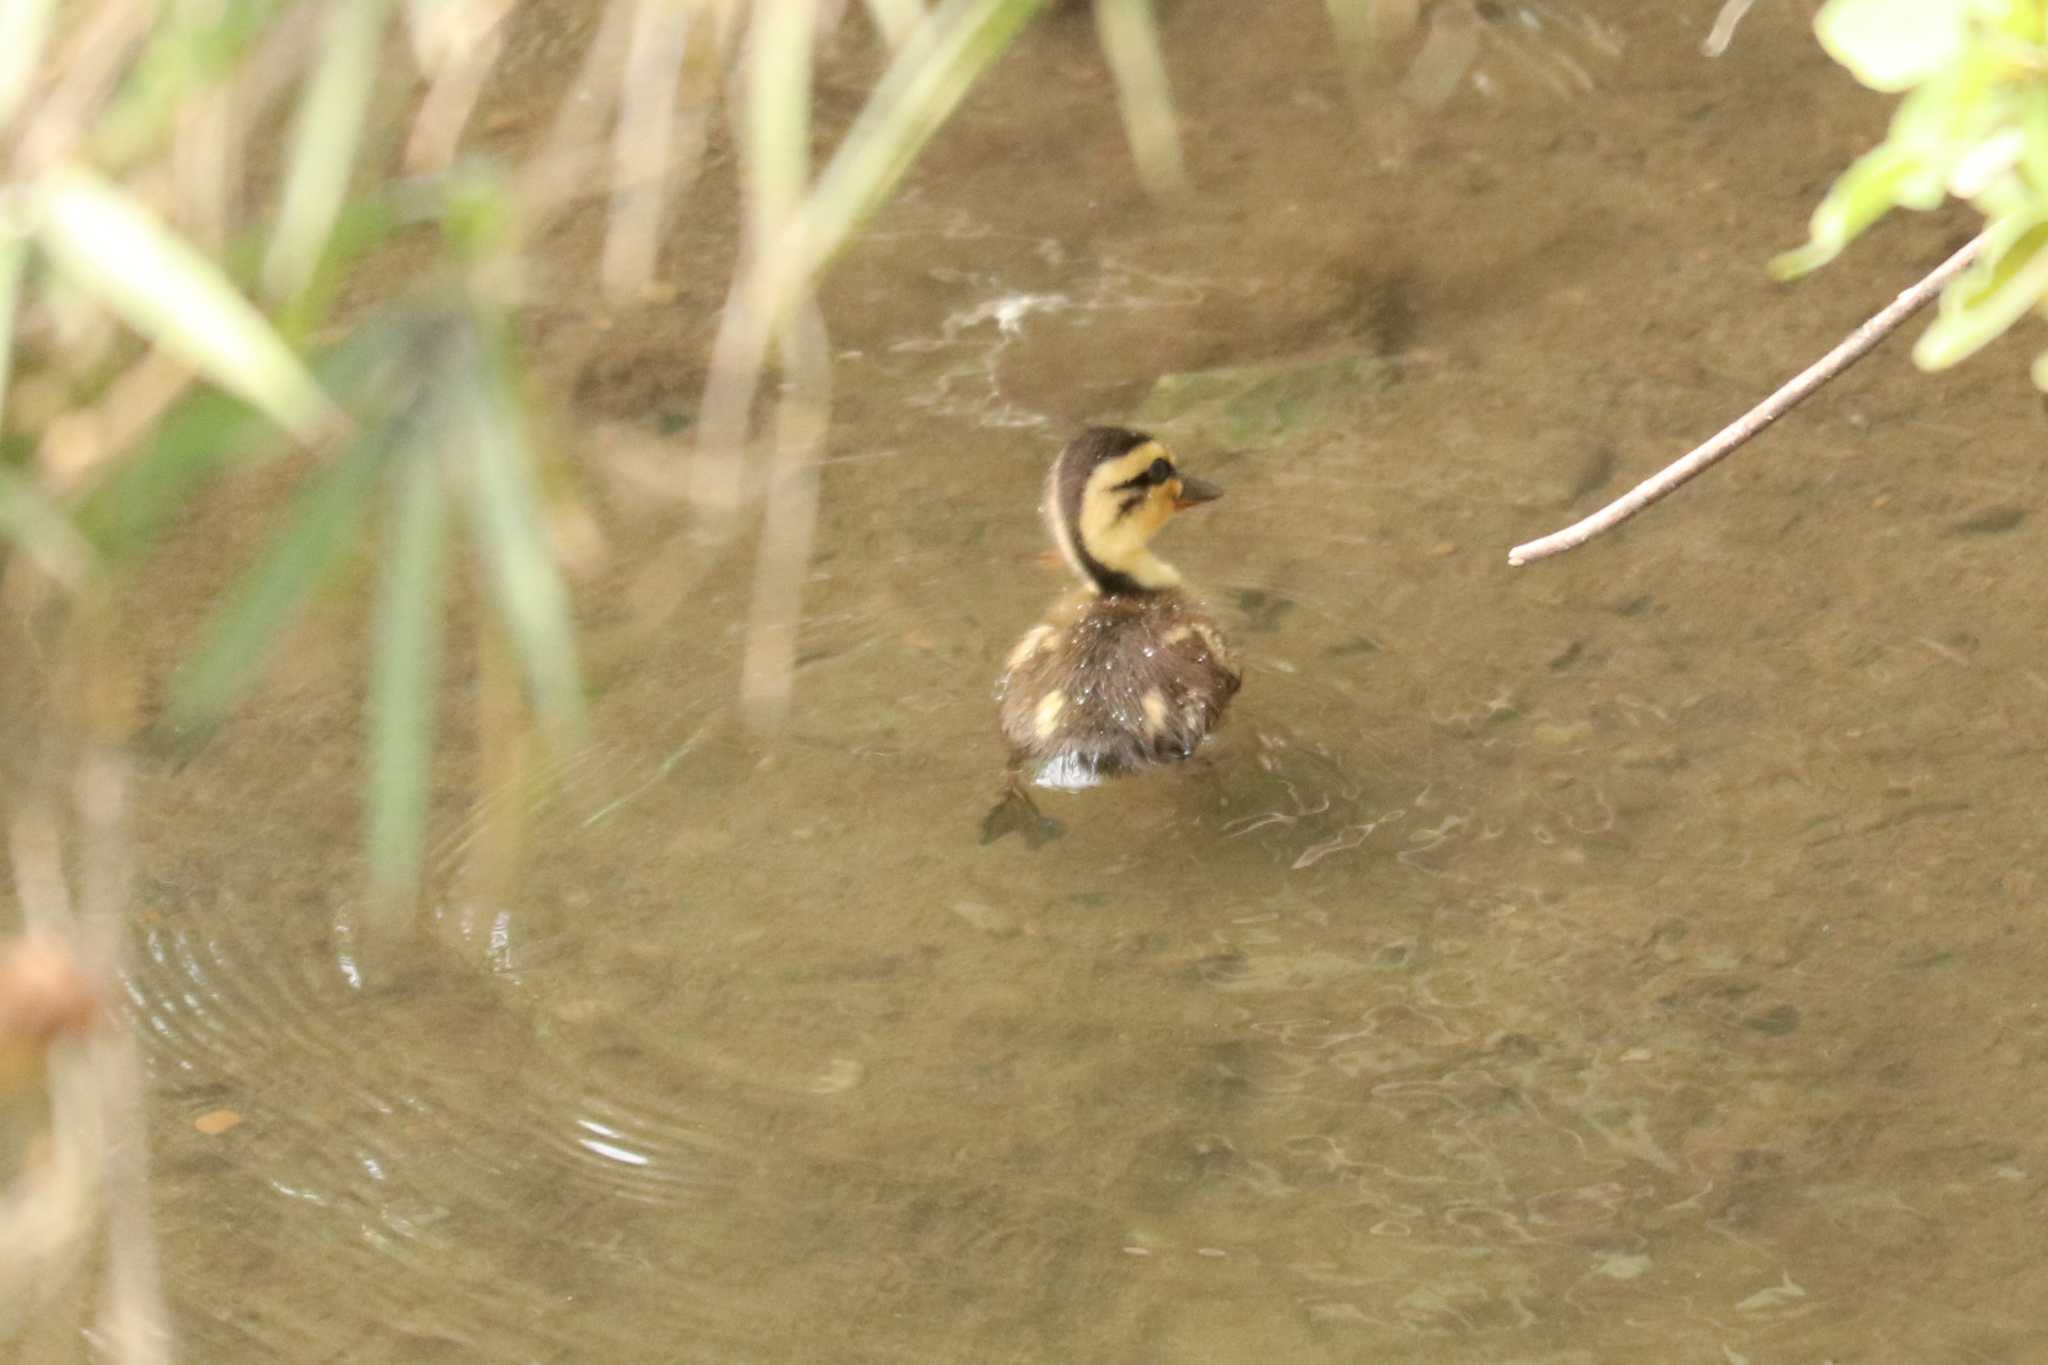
(102, 0, 2048, 1361)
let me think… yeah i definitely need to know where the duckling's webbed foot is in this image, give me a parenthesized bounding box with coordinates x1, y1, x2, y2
(980, 779, 1063, 848)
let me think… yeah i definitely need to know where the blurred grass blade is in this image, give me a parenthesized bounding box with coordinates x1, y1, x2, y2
(601, 0, 703, 301)
(73, 390, 260, 561)
(367, 441, 446, 909)
(798, 0, 1045, 265)
(747, 0, 816, 245)
(685, 0, 818, 512)
(275, 194, 401, 342)
(402, 0, 514, 173)
(75, 322, 400, 562)
(165, 414, 400, 739)
(264, 0, 395, 304)
(0, 234, 24, 432)
(0, 465, 96, 592)
(740, 297, 830, 732)
(1093, 0, 1188, 200)
(92, 0, 295, 171)
(863, 0, 925, 48)
(38, 165, 339, 442)
(0, 235, 94, 590)
(0, 0, 55, 128)
(454, 328, 585, 746)
(696, 0, 1044, 509)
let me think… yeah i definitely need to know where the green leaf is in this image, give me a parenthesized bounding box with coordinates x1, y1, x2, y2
(366, 439, 446, 907)
(1815, 0, 1981, 92)
(264, 0, 396, 305)
(37, 165, 340, 443)
(163, 413, 400, 740)
(1915, 211, 2048, 367)
(451, 326, 585, 745)
(1769, 142, 1929, 278)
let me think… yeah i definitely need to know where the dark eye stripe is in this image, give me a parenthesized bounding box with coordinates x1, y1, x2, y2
(1112, 456, 1176, 491)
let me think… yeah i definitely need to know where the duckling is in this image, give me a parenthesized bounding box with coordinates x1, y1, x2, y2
(982, 427, 1240, 843)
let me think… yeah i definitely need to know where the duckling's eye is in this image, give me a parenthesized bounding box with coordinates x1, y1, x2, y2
(1146, 457, 1174, 485)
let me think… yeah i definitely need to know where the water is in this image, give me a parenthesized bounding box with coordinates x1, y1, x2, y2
(58, 1, 2048, 1360)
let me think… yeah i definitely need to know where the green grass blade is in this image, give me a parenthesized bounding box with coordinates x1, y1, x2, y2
(0, 232, 94, 591)
(863, 0, 925, 48)
(92, 0, 293, 170)
(0, 0, 55, 129)
(696, 0, 1044, 505)
(75, 321, 404, 562)
(1093, 0, 1188, 200)
(0, 463, 96, 592)
(453, 329, 585, 746)
(367, 439, 446, 908)
(797, 0, 1046, 268)
(73, 389, 261, 562)
(264, 0, 396, 304)
(164, 415, 400, 740)
(37, 164, 340, 443)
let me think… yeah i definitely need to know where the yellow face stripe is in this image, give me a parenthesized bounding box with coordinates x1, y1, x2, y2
(1074, 441, 1181, 589)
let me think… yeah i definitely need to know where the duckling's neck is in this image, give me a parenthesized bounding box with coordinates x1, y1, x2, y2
(1079, 548, 1180, 596)
(1049, 513, 1180, 596)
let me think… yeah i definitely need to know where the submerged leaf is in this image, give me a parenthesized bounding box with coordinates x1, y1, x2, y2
(37, 165, 339, 443)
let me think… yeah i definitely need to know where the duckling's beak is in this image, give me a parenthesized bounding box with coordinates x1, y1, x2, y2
(1173, 475, 1223, 510)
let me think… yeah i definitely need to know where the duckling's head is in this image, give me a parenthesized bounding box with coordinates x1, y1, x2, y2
(1045, 427, 1222, 595)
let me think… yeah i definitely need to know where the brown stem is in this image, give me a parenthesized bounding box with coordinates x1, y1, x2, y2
(1507, 230, 1991, 567)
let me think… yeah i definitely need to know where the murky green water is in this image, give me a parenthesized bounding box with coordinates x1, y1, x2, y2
(79, 1, 2048, 1360)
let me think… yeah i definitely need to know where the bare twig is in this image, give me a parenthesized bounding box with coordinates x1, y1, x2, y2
(1701, 0, 1757, 58)
(1507, 229, 1990, 567)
